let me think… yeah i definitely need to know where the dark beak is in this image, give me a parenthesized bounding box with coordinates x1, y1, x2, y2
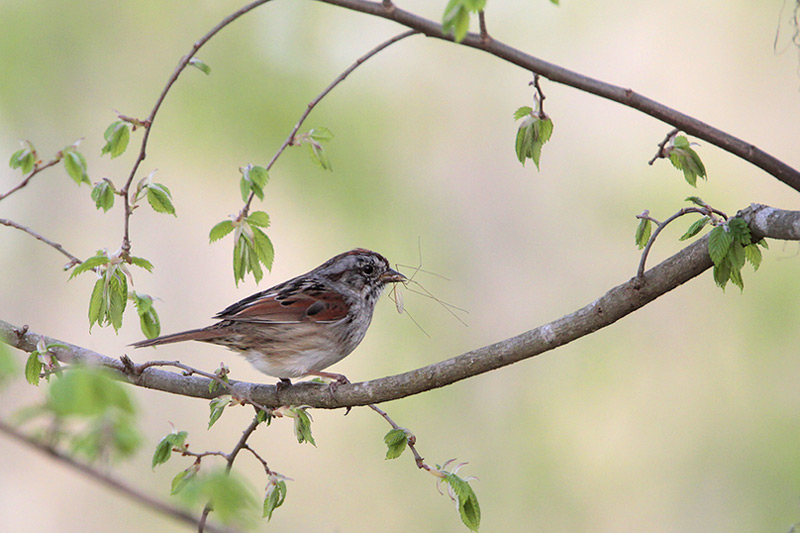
(380, 268, 406, 284)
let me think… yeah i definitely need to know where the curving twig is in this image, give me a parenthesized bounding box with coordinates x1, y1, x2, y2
(0, 158, 61, 202)
(0, 218, 82, 268)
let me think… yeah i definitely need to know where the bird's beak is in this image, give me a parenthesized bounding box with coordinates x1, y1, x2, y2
(381, 268, 406, 284)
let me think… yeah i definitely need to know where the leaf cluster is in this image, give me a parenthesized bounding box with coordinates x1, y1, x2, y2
(667, 135, 707, 186)
(707, 218, 765, 291)
(442, 0, 485, 43)
(514, 106, 553, 169)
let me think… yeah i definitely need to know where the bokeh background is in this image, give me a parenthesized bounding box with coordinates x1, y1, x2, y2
(2, 1, 800, 531)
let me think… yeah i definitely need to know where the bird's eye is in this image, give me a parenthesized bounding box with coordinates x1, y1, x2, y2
(362, 264, 375, 275)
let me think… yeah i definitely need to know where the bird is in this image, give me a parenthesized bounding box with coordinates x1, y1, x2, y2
(131, 248, 405, 384)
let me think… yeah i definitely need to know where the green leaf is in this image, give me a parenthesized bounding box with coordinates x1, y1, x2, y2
(309, 127, 334, 142)
(0, 342, 17, 388)
(712, 259, 731, 289)
(308, 141, 332, 170)
(91, 181, 115, 212)
(513, 106, 533, 120)
(445, 473, 481, 532)
(679, 216, 710, 241)
(728, 261, 744, 291)
(171, 467, 197, 495)
(291, 407, 316, 446)
(107, 267, 128, 332)
(233, 235, 248, 286)
(134, 293, 160, 339)
(757, 239, 769, 249)
(152, 430, 188, 469)
(442, 0, 471, 43)
(257, 409, 271, 424)
(537, 117, 554, 144)
(246, 211, 270, 228)
(70, 252, 110, 279)
(728, 241, 746, 270)
(635, 218, 652, 250)
(708, 226, 733, 266)
(208, 396, 230, 429)
(88, 277, 106, 330)
(384, 428, 408, 460)
(209, 220, 235, 243)
(550, 0, 559, 4)
(180, 469, 259, 527)
(252, 227, 275, 272)
(189, 57, 211, 75)
(101, 121, 130, 159)
(129, 256, 154, 272)
(24, 352, 43, 386)
(64, 150, 90, 185)
(744, 243, 762, 271)
(728, 217, 751, 245)
(668, 137, 706, 187)
(47, 365, 135, 417)
(263, 480, 287, 520)
(9, 143, 36, 174)
(239, 164, 268, 201)
(146, 183, 176, 215)
(685, 196, 706, 207)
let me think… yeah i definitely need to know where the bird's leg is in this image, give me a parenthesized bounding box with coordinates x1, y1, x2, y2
(306, 371, 351, 415)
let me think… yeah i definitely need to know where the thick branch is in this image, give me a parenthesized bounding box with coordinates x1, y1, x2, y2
(315, 0, 800, 192)
(0, 419, 227, 533)
(2, 204, 798, 409)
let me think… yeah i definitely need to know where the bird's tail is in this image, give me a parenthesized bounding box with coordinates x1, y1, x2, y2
(130, 327, 221, 348)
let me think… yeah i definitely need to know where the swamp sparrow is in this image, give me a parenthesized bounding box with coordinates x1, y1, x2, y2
(132, 248, 405, 382)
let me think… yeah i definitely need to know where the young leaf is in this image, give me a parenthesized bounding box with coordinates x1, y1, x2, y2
(208, 396, 231, 429)
(152, 430, 188, 469)
(707, 226, 733, 266)
(685, 196, 706, 207)
(129, 256, 154, 272)
(91, 181, 115, 212)
(9, 142, 36, 174)
(635, 218, 652, 250)
(307, 141, 332, 170)
(134, 293, 160, 339)
(445, 473, 481, 532)
(744, 243, 762, 271)
(70, 252, 110, 279)
(189, 57, 211, 75)
(101, 121, 130, 158)
(171, 467, 198, 495)
(442, 0, 472, 43)
(88, 277, 106, 330)
(64, 150, 90, 185)
(513, 106, 533, 120)
(181, 469, 259, 527)
(712, 259, 731, 289)
(246, 211, 270, 228)
(107, 267, 128, 332)
(679, 216, 710, 241)
(47, 365, 135, 417)
(252, 227, 275, 272)
(209, 220, 235, 243)
(146, 183, 176, 216)
(384, 428, 408, 460)
(291, 407, 316, 446)
(728, 217, 751, 245)
(263, 479, 288, 520)
(233, 235, 248, 286)
(309, 127, 334, 142)
(24, 352, 43, 386)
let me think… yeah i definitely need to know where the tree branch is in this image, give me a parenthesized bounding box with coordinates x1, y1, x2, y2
(314, 0, 800, 192)
(0, 218, 83, 268)
(1, 204, 798, 409)
(0, 419, 228, 533)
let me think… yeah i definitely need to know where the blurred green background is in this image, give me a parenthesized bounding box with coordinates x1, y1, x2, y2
(2, 1, 800, 531)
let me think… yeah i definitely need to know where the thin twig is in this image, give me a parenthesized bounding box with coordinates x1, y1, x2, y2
(0, 419, 227, 533)
(478, 11, 490, 43)
(648, 128, 680, 165)
(0, 218, 82, 268)
(530, 73, 547, 117)
(368, 404, 432, 473)
(241, 28, 418, 217)
(117, 0, 275, 256)
(0, 158, 60, 202)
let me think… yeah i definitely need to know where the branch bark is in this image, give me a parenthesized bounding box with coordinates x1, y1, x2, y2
(3, 204, 797, 409)
(315, 0, 800, 193)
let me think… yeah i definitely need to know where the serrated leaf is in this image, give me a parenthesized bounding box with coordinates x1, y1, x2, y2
(47, 365, 135, 417)
(757, 239, 769, 249)
(88, 277, 105, 330)
(252, 227, 274, 272)
(146, 183, 176, 215)
(257, 409, 271, 424)
(248, 241, 264, 283)
(189, 57, 211, 75)
(24, 352, 43, 386)
(443, 0, 471, 43)
(537, 117, 554, 144)
(384, 428, 408, 460)
(635, 218, 652, 249)
(247, 211, 270, 228)
(64, 150, 90, 185)
(209, 220, 235, 243)
(138, 304, 160, 339)
(292, 407, 316, 446)
(308, 142, 332, 170)
(263, 480, 287, 520)
(728, 241, 746, 270)
(101, 121, 130, 159)
(713, 260, 731, 289)
(513, 106, 533, 120)
(107, 267, 128, 332)
(91, 181, 115, 212)
(728, 218, 751, 245)
(679, 216, 710, 241)
(708, 226, 733, 266)
(129, 256, 154, 272)
(70, 253, 110, 279)
(10, 144, 36, 174)
(208, 396, 230, 429)
(180, 469, 258, 527)
(233, 235, 248, 286)
(152, 437, 174, 469)
(744, 243, 762, 271)
(728, 262, 744, 291)
(249, 165, 268, 199)
(445, 474, 481, 532)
